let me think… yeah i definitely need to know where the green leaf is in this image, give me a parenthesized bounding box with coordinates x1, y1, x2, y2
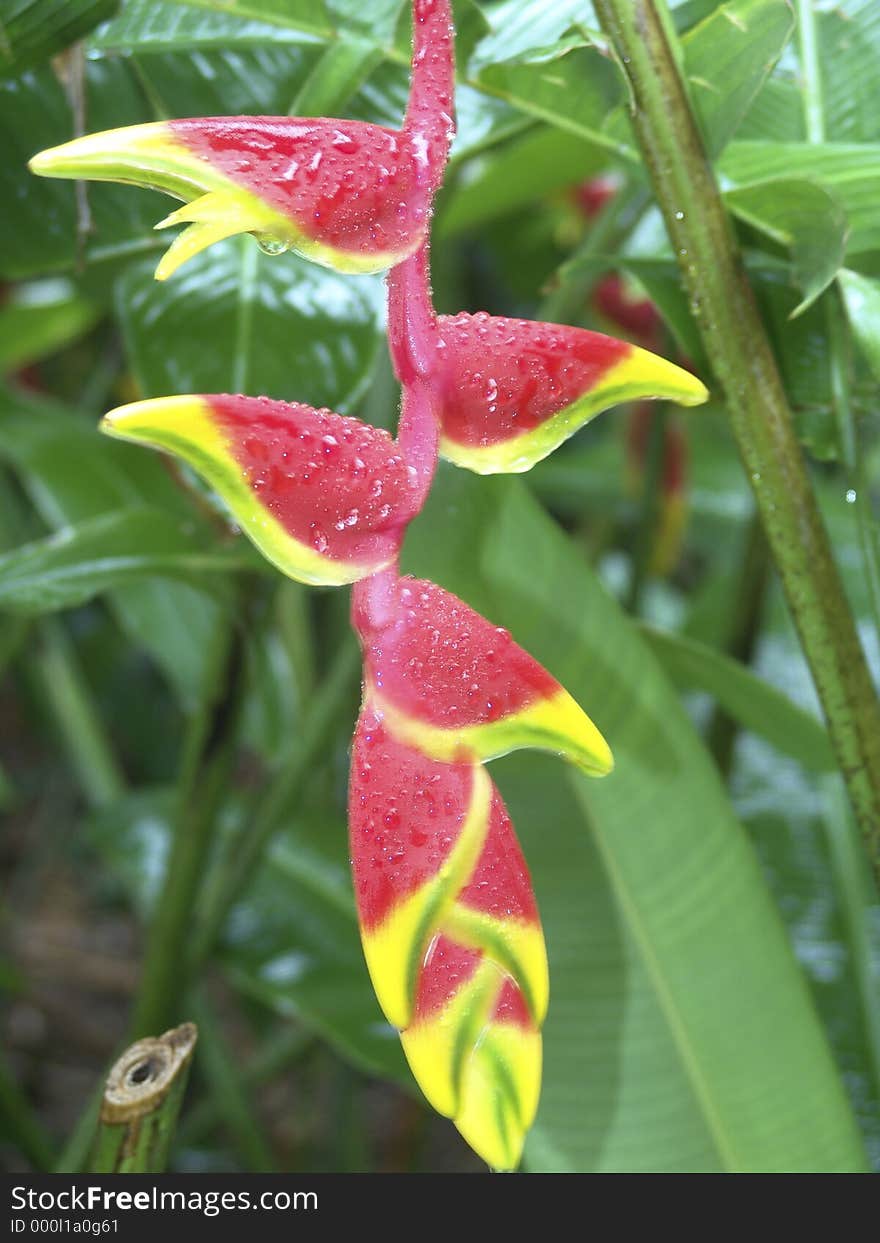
(737, 77, 805, 143)
(226, 812, 411, 1085)
(471, 34, 628, 159)
(838, 268, 880, 383)
(174, 0, 335, 41)
(681, 0, 794, 157)
(0, 0, 117, 78)
(402, 468, 865, 1172)
(720, 141, 880, 256)
(438, 124, 606, 238)
(0, 68, 85, 278)
(0, 385, 226, 705)
(724, 178, 849, 315)
(815, 0, 880, 144)
(468, 0, 599, 71)
(117, 239, 383, 414)
(0, 280, 100, 373)
(0, 507, 250, 615)
(90, 0, 322, 52)
(639, 623, 836, 773)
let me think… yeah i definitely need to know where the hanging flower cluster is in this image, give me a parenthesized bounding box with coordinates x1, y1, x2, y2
(31, 0, 707, 1169)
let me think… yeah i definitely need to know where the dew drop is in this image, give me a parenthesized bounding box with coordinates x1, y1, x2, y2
(256, 237, 289, 257)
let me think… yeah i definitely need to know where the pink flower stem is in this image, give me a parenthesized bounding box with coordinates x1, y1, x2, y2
(406, 0, 456, 191)
(353, 1, 455, 639)
(387, 242, 439, 384)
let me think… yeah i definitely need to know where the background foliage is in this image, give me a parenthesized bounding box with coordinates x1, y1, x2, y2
(1, 0, 879, 1172)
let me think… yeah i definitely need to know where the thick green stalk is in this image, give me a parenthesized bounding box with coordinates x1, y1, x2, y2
(593, 0, 880, 889)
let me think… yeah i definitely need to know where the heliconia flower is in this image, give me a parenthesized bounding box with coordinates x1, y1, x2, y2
(572, 174, 619, 221)
(349, 707, 546, 1170)
(430, 311, 708, 474)
(353, 574, 613, 776)
(101, 394, 421, 586)
(592, 273, 662, 351)
(626, 402, 689, 576)
(28, 0, 455, 279)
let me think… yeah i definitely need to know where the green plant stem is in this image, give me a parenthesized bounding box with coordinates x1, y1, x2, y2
(189, 638, 360, 968)
(625, 405, 667, 615)
(129, 614, 246, 1038)
(30, 618, 126, 809)
(821, 778, 880, 1107)
(89, 1024, 197, 1174)
(55, 1087, 103, 1174)
(0, 1050, 56, 1171)
(187, 992, 276, 1171)
(796, 0, 880, 640)
(540, 185, 649, 324)
(178, 1025, 313, 1147)
(594, 0, 880, 890)
(795, 0, 825, 146)
(706, 512, 772, 778)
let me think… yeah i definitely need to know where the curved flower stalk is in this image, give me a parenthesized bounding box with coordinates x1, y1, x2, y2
(31, 0, 709, 1169)
(29, 0, 455, 279)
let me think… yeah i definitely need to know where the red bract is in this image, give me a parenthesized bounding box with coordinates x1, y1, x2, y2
(353, 575, 612, 776)
(102, 394, 420, 585)
(384, 254, 706, 476)
(29, 0, 454, 278)
(432, 310, 705, 473)
(348, 708, 546, 1170)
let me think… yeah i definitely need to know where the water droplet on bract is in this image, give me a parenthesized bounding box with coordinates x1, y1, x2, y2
(846, 488, 857, 503)
(674, 210, 685, 221)
(256, 237, 290, 257)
